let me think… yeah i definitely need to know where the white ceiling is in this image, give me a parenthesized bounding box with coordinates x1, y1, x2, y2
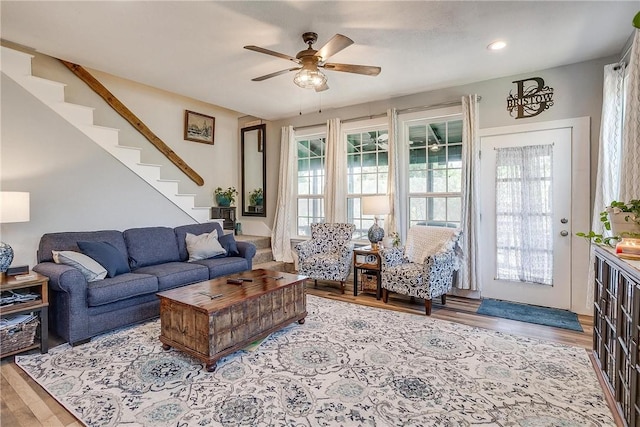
(1, 1, 637, 121)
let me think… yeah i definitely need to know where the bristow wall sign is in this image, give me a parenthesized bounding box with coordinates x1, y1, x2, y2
(507, 77, 554, 119)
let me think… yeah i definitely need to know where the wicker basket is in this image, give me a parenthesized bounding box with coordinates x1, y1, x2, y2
(360, 271, 378, 292)
(1, 316, 39, 354)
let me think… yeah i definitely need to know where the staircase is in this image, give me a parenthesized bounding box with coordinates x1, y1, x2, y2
(1, 46, 210, 223)
(236, 235, 291, 272)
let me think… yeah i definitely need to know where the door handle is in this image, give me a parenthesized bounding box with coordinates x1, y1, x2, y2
(560, 218, 568, 224)
(560, 230, 569, 237)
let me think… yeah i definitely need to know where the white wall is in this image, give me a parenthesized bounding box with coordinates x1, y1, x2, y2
(1, 44, 245, 268)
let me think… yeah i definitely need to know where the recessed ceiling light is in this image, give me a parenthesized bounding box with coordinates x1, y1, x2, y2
(487, 40, 507, 51)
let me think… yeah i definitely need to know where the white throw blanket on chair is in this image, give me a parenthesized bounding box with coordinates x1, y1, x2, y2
(404, 226, 460, 264)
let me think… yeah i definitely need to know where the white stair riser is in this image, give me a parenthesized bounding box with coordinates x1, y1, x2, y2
(0, 47, 33, 77)
(22, 76, 66, 103)
(52, 103, 95, 125)
(79, 125, 120, 148)
(154, 180, 180, 195)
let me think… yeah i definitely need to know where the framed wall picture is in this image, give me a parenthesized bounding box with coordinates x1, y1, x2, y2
(184, 110, 215, 144)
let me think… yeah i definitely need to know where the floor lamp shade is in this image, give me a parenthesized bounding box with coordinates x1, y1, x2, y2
(0, 192, 30, 273)
(362, 195, 390, 248)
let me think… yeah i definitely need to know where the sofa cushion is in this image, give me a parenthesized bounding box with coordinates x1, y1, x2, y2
(193, 257, 249, 279)
(174, 222, 225, 261)
(87, 273, 158, 307)
(218, 233, 240, 257)
(124, 227, 180, 269)
(185, 230, 226, 261)
(133, 262, 209, 291)
(52, 250, 107, 282)
(37, 230, 126, 263)
(78, 241, 131, 278)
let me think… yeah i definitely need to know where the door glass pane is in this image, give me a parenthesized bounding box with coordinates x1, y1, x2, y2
(494, 144, 553, 285)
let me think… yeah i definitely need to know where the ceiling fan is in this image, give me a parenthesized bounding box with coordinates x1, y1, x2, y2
(244, 32, 381, 92)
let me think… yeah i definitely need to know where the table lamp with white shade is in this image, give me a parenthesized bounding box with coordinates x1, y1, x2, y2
(362, 195, 390, 250)
(0, 192, 30, 277)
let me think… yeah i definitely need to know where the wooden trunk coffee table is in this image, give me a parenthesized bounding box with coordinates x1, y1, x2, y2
(157, 269, 307, 372)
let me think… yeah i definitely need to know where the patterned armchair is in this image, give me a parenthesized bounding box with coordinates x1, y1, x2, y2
(295, 223, 355, 294)
(380, 226, 462, 315)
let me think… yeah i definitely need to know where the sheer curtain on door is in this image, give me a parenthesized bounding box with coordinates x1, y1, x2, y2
(495, 144, 554, 285)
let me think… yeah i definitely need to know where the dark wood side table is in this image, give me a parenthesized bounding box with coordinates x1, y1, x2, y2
(210, 206, 236, 231)
(0, 272, 49, 357)
(353, 246, 382, 300)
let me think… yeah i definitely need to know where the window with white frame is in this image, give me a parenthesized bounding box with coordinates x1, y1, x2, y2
(295, 132, 326, 237)
(406, 115, 462, 228)
(345, 120, 389, 241)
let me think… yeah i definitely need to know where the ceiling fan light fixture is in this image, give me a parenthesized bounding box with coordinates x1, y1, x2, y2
(293, 68, 327, 89)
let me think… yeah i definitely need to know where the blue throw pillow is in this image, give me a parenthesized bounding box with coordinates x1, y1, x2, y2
(77, 241, 130, 278)
(218, 233, 240, 257)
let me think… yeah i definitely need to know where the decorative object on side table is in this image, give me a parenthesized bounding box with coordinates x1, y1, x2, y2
(362, 195, 390, 250)
(214, 187, 238, 207)
(576, 199, 640, 247)
(184, 110, 215, 144)
(0, 192, 30, 278)
(616, 238, 640, 260)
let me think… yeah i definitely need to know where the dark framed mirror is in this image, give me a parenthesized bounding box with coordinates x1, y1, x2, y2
(241, 123, 266, 217)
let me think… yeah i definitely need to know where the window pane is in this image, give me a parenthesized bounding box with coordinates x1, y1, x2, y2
(447, 197, 461, 222)
(448, 145, 462, 167)
(298, 158, 309, 175)
(428, 149, 447, 169)
(298, 198, 308, 216)
(297, 140, 309, 158)
(448, 169, 462, 192)
(298, 217, 310, 237)
(347, 133, 362, 153)
(410, 197, 426, 224)
(298, 177, 309, 195)
(410, 148, 426, 166)
(348, 154, 361, 171)
(428, 197, 447, 222)
(447, 121, 463, 144)
(429, 169, 447, 193)
(362, 153, 377, 173)
(409, 125, 427, 147)
(409, 170, 426, 193)
(378, 151, 388, 167)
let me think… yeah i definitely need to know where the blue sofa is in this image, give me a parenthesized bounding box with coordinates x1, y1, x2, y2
(33, 222, 256, 345)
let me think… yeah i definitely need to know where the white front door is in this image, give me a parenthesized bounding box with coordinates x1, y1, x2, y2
(479, 127, 572, 309)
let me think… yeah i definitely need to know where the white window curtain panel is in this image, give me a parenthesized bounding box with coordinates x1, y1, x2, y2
(324, 118, 346, 223)
(270, 126, 296, 262)
(592, 64, 625, 238)
(619, 28, 640, 200)
(458, 94, 480, 290)
(495, 144, 554, 286)
(385, 108, 401, 238)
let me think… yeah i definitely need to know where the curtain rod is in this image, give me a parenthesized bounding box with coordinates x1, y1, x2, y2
(292, 96, 481, 131)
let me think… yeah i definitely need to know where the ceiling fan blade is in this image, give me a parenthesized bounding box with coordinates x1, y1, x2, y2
(315, 82, 329, 92)
(252, 67, 300, 81)
(314, 34, 353, 61)
(244, 45, 300, 63)
(322, 63, 381, 76)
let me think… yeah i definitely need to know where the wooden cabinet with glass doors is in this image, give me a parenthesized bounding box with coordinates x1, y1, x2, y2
(593, 246, 640, 426)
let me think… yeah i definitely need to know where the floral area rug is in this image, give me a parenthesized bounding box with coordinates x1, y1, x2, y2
(16, 295, 614, 426)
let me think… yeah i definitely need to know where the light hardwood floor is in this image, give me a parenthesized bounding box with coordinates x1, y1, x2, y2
(0, 281, 607, 426)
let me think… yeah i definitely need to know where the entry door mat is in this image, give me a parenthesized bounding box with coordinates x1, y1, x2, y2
(477, 298, 584, 332)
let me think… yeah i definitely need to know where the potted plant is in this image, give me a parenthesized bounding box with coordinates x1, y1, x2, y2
(577, 199, 640, 245)
(214, 187, 238, 207)
(249, 188, 263, 206)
